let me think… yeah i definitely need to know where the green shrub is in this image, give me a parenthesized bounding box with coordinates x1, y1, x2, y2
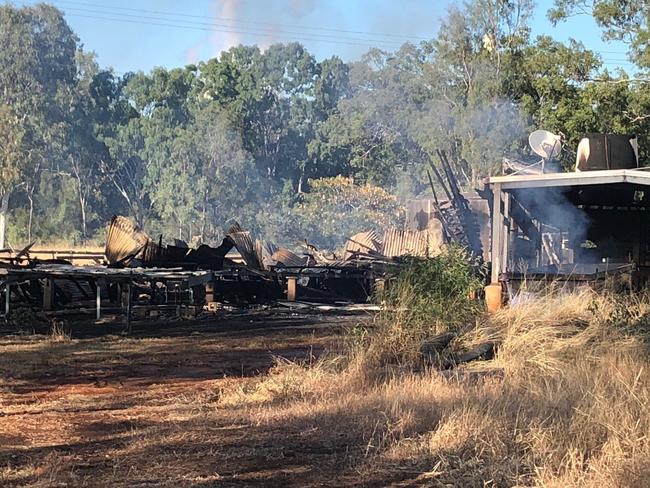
(383, 247, 484, 328)
(357, 246, 484, 367)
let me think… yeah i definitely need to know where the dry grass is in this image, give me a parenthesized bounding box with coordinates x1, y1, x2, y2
(3, 289, 650, 486)
(30, 243, 104, 252)
(220, 287, 650, 486)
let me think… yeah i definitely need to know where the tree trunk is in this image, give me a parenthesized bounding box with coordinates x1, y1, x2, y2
(201, 203, 207, 240)
(27, 194, 34, 243)
(0, 192, 10, 249)
(297, 172, 304, 194)
(80, 194, 87, 241)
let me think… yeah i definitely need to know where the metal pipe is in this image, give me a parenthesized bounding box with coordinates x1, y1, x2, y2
(126, 282, 132, 334)
(96, 283, 101, 320)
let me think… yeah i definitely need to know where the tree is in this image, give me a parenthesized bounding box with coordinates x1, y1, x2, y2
(549, 0, 650, 68)
(0, 4, 79, 247)
(0, 105, 25, 247)
(197, 43, 348, 193)
(549, 1, 650, 165)
(189, 104, 254, 240)
(102, 116, 159, 229)
(292, 176, 404, 250)
(102, 68, 194, 230)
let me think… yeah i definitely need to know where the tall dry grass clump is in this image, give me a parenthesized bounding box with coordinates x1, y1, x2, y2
(217, 251, 650, 486)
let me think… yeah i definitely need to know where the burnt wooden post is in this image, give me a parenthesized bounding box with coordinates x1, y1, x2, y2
(126, 281, 133, 334)
(205, 280, 219, 311)
(287, 276, 297, 302)
(5, 282, 10, 316)
(43, 278, 54, 311)
(95, 281, 101, 320)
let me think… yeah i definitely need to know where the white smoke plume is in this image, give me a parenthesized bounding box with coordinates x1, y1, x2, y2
(210, 0, 245, 56)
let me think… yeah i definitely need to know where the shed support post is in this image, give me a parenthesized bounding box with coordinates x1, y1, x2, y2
(487, 183, 505, 312)
(287, 277, 297, 302)
(96, 282, 101, 320)
(502, 190, 511, 276)
(43, 279, 54, 311)
(490, 183, 504, 284)
(126, 282, 132, 334)
(5, 282, 10, 316)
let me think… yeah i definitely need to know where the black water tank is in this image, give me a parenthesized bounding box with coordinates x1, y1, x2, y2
(575, 134, 638, 171)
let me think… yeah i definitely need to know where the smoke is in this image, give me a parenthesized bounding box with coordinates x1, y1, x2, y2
(210, 0, 245, 57)
(288, 0, 316, 18)
(511, 186, 591, 269)
(183, 43, 202, 64)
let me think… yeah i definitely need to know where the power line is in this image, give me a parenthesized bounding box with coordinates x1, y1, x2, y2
(57, 5, 406, 47)
(13, 0, 419, 50)
(10, 0, 640, 68)
(43, 0, 433, 43)
(61, 12, 408, 50)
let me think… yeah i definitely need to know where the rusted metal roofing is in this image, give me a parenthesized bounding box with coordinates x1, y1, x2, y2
(105, 216, 149, 265)
(344, 230, 383, 260)
(271, 248, 309, 267)
(255, 240, 278, 270)
(227, 223, 262, 269)
(381, 228, 430, 258)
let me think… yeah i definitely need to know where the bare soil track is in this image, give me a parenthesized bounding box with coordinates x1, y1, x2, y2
(0, 312, 369, 487)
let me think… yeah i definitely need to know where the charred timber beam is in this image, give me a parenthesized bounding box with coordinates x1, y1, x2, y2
(509, 196, 541, 246)
(428, 161, 453, 203)
(437, 149, 462, 203)
(441, 342, 495, 370)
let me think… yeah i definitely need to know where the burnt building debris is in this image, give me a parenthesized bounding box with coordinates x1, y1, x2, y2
(0, 207, 457, 326)
(423, 149, 484, 259)
(0, 142, 489, 327)
(8, 131, 640, 322)
(485, 132, 649, 309)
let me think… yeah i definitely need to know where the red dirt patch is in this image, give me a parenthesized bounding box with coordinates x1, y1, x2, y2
(0, 314, 365, 487)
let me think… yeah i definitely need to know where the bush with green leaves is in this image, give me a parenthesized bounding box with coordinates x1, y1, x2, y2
(358, 246, 484, 366)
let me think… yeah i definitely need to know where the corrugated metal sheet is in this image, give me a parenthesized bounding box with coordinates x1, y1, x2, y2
(344, 230, 383, 260)
(227, 223, 262, 269)
(271, 248, 309, 267)
(105, 216, 149, 265)
(141, 241, 190, 264)
(381, 228, 430, 258)
(255, 240, 279, 270)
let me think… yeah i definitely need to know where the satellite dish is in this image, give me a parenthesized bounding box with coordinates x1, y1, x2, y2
(529, 130, 562, 160)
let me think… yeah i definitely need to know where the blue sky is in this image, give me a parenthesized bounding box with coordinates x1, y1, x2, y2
(8, 0, 635, 75)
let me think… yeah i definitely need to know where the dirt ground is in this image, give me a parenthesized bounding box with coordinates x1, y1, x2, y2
(0, 311, 368, 487)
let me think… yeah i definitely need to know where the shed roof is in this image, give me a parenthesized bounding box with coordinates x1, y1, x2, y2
(486, 168, 650, 190)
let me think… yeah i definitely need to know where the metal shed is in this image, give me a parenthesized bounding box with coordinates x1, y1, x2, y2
(485, 168, 650, 306)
